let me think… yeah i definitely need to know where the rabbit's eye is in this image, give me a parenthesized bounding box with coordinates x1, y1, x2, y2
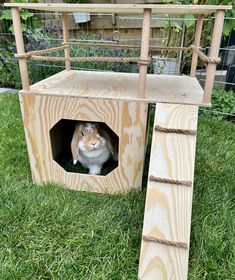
(80, 131, 84, 137)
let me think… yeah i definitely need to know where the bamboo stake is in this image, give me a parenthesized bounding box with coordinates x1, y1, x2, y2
(11, 7, 30, 91)
(138, 8, 152, 99)
(203, 10, 225, 104)
(190, 14, 203, 77)
(62, 12, 71, 71)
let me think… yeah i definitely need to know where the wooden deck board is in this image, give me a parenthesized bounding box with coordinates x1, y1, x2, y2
(26, 70, 205, 106)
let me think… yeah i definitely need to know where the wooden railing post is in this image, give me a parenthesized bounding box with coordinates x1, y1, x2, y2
(62, 12, 71, 71)
(203, 10, 225, 104)
(190, 14, 203, 77)
(11, 7, 30, 91)
(138, 8, 152, 99)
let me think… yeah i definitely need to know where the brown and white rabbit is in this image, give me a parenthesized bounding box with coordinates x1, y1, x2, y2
(71, 122, 118, 175)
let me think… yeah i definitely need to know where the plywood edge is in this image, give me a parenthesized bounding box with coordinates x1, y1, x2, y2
(20, 91, 209, 107)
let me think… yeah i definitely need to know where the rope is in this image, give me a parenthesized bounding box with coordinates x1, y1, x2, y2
(155, 125, 197, 135)
(14, 43, 220, 65)
(29, 55, 151, 64)
(142, 235, 188, 249)
(63, 41, 142, 49)
(149, 175, 192, 187)
(138, 58, 151, 65)
(15, 45, 68, 59)
(191, 44, 221, 64)
(64, 41, 191, 52)
(150, 45, 191, 51)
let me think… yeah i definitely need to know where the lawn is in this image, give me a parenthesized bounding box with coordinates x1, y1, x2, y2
(0, 92, 234, 280)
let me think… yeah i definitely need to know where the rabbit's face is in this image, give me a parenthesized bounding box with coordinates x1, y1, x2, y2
(78, 123, 106, 152)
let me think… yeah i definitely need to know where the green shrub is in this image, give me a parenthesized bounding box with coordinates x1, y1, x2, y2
(201, 89, 235, 121)
(0, 38, 22, 88)
(212, 89, 235, 114)
(0, 5, 43, 88)
(0, 27, 144, 88)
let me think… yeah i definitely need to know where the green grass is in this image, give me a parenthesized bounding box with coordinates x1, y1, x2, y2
(0, 92, 234, 279)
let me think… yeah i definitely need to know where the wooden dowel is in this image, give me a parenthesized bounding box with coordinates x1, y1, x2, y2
(203, 10, 225, 104)
(190, 14, 203, 77)
(138, 8, 152, 99)
(62, 12, 71, 71)
(11, 7, 30, 91)
(111, 0, 116, 25)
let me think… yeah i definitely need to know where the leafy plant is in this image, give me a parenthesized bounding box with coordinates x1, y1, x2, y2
(170, 0, 235, 36)
(24, 27, 64, 84)
(0, 38, 21, 87)
(160, 17, 182, 58)
(0, 24, 143, 88)
(0, 0, 45, 87)
(212, 89, 235, 114)
(0, 5, 41, 33)
(201, 89, 235, 121)
(163, 0, 235, 72)
(69, 32, 141, 73)
(0, 24, 62, 87)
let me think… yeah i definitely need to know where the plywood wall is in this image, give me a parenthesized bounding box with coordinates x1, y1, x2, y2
(20, 93, 148, 193)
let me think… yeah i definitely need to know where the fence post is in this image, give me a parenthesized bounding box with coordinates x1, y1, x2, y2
(11, 7, 30, 91)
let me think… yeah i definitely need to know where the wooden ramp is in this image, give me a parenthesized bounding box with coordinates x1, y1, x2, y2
(139, 103, 199, 280)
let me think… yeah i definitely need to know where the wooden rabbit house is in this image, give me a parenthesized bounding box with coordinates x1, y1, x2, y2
(5, 3, 231, 280)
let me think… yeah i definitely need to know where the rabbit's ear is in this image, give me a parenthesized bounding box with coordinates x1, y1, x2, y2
(109, 140, 118, 161)
(101, 129, 118, 161)
(71, 123, 80, 165)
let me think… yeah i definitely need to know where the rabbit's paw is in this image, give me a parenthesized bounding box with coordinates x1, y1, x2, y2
(88, 165, 102, 175)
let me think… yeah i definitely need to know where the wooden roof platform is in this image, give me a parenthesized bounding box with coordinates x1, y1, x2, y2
(24, 70, 206, 106)
(4, 3, 232, 14)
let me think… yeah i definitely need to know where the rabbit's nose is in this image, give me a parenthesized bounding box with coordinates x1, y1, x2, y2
(91, 142, 97, 146)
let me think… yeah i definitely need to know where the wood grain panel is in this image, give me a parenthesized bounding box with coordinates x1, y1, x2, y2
(138, 103, 198, 280)
(19, 94, 148, 193)
(27, 70, 205, 106)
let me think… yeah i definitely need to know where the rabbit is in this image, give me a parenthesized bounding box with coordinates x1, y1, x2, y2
(71, 122, 118, 175)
